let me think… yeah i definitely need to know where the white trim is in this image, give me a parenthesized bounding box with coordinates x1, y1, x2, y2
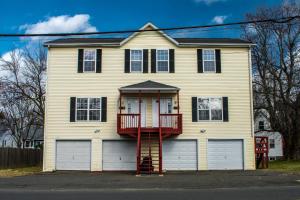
(202, 49, 216, 73)
(75, 97, 102, 122)
(129, 49, 143, 73)
(83, 49, 97, 73)
(197, 96, 223, 122)
(156, 49, 169, 73)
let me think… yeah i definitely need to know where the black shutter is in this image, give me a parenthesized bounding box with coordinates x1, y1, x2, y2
(78, 49, 84, 73)
(70, 97, 76, 122)
(197, 49, 203, 73)
(215, 49, 221, 73)
(223, 97, 229, 122)
(96, 49, 102, 73)
(169, 49, 175, 73)
(101, 97, 107, 122)
(151, 49, 156, 73)
(124, 49, 130, 73)
(192, 97, 198, 122)
(143, 49, 148, 73)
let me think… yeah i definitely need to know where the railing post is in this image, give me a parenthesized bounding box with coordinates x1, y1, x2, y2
(137, 90, 142, 175)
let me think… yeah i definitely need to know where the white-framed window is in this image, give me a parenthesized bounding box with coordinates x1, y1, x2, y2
(269, 139, 275, 149)
(76, 97, 101, 121)
(130, 49, 143, 72)
(203, 49, 216, 72)
(156, 49, 169, 72)
(83, 49, 96, 72)
(197, 97, 222, 121)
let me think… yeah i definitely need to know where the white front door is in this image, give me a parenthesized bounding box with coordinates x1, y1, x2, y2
(152, 98, 172, 127)
(127, 98, 146, 127)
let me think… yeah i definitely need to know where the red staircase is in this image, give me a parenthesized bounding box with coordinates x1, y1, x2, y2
(138, 132, 161, 174)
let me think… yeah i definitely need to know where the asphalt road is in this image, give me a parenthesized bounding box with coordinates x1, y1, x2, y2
(0, 186, 300, 200)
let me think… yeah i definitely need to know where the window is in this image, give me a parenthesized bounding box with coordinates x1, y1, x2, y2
(130, 50, 143, 72)
(258, 121, 265, 130)
(76, 98, 101, 121)
(83, 50, 96, 72)
(269, 139, 275, 149)
(198, 97, 222, 121)
(203, 49, 216, 72)
(157, 49, 169, 72)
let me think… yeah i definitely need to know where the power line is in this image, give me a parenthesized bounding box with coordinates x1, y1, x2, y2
(0, 16, 299, 37)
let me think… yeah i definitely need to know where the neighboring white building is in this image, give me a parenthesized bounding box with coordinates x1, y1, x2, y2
(254, 110, 284, 160)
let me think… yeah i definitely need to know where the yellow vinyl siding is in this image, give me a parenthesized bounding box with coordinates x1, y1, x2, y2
(43, 30, 255, 171)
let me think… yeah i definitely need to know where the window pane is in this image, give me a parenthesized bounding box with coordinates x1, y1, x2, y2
(157, 61, 168, 71)
(89, 110, 100, 121)
(198, 98, 209, 109)
(211, 109, 222, 120)
(77, 110, 88, 121)
(131, 61, 142, 72)
(210, 98, 222, 110)
(204, 61, 215, 72)
(89, 98, 100, 109)
(157, 50, 168, 61)
(84, 50, 96, 60)
(203, 50, 215, 60)
(77, 98, 88, 109)
(131, 50, 142, 60)
(199, 110, 209, 120)
(84, 61, 95, 72)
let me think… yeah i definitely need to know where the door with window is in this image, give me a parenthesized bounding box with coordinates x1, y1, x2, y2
(152, 98, 172, 127)
(126, 98, 146, 127)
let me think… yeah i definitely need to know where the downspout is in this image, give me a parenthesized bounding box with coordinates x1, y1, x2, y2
(248, 46, 254, 138)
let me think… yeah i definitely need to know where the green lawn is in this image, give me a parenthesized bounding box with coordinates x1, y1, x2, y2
(268, 160, 300, 173)
(0, 166, 42, 177)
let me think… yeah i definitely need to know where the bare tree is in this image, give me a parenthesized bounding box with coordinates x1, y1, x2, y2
(242, 3, 300, 159)
(0, 45, 46, 148)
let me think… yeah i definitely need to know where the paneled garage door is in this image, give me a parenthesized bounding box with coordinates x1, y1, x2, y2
(162, 140, 197, 170)
(102, 140, 136, 171)
(207, 139, 244, 170)
(56, 140, 91, 171)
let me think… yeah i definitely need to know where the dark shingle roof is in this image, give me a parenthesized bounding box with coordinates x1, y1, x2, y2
(173, 38, 251, 44)
(44, 37, 252, 46)
(44, 38, 125, 45)
(120, 80, 179, 91)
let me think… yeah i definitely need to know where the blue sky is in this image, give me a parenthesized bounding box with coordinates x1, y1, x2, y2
(0, 0, 283, 55)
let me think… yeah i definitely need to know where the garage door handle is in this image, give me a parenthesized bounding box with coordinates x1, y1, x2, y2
(119, 157, 122, 160)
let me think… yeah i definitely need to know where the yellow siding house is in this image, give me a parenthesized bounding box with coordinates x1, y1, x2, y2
(43, 23, 255, 174)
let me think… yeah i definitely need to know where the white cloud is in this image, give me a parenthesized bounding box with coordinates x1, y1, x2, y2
(20, 14, 97, 34)
(19, 14, 97, 42)
(211, 15, 228, 24)
(194, 0, 227, 5)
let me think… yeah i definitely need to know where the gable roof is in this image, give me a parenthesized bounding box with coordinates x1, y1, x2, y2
(44, 22, 253, 47)
(120, 22, 179, 46)
(120, 80, 179, 92)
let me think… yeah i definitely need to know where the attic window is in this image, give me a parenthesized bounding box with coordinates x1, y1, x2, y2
(259, 121, 264, 130)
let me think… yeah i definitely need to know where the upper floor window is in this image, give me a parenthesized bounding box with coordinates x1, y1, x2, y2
(130, 50, 143, 72)
(76, 97, 101, 121)
(258, 121, 265, 130)
(157, 49, 169, 72)
(83, 50, 96, 72)
(203, 49, 216, 72)
(198, 97, 222, 121)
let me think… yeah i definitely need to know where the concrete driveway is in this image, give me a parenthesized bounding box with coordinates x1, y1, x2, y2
(0, 171, 299, 200)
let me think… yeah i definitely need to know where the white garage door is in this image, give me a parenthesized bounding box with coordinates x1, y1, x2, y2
(102, 140, 136, 171)
(56, 140, 91, 171)
(163, 140, 197, 170)
(207, 139, 244, 170)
